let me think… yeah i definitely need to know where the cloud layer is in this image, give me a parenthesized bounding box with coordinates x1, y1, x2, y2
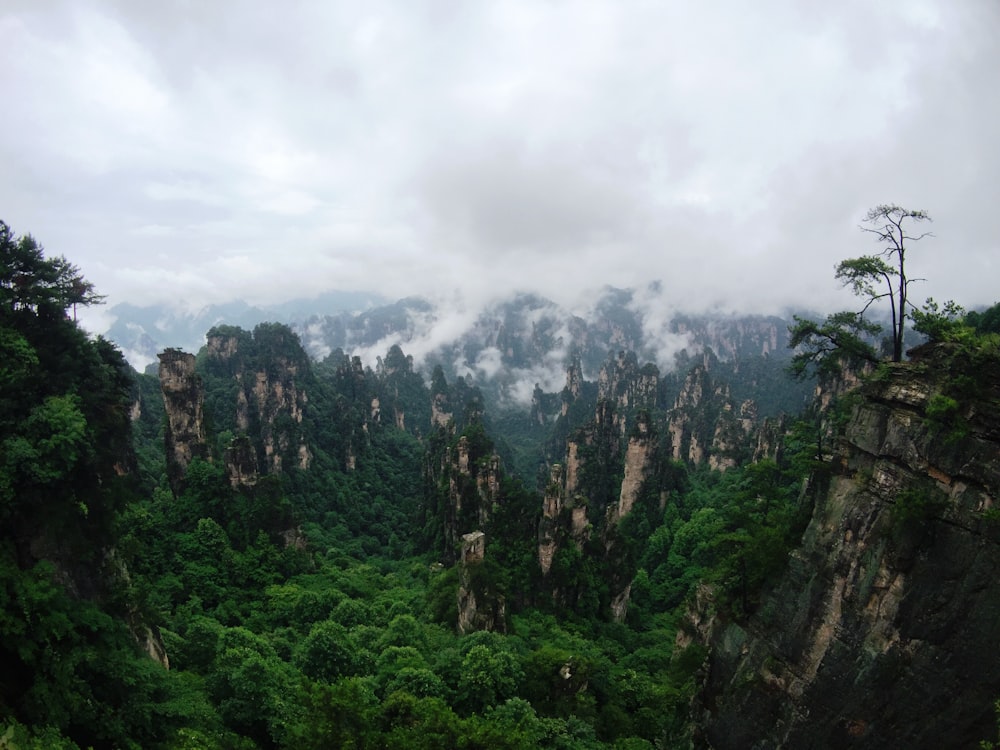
(2, 0, 997, 327)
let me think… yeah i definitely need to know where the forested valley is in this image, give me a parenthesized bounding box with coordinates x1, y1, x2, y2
(3, 219, 1000, 749)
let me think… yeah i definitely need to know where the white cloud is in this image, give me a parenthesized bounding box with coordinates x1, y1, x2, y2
(0, 0, 997, 321)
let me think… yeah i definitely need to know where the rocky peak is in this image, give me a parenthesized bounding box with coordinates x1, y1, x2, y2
(376, 343, 414, 379)
(561, 357, 584, 417)
(707, 397, 758, 471)
(433, 424, 504, 559)
(670, 314, 785, 360)
(666, 357, 768, 470)
(457, 531, 506, 634)
(539, 465, 565, 575)
(431, 392, 452, 429)
(205, 331, 241, 363)
(430, 365, 454, 429)
(157, 348, 208, 493)
(224, 435, 258, 488)
(615, 411, 656, 520)
(209, 325, 312, 474)
(596, 351, 658, 435)
(693, 342, 1000, 748)
(541, 391, 664, 619)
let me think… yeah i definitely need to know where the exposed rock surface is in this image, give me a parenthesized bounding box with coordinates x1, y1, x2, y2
(157, 349, 208, 493)
(457, 531, 506, 634)
(224, 435, 259, 487)
(561, 357, 584, 417)
(615, 411, 656, 520)
(204, 327, 312, 474)
(597, 351, 658, 431)
(670, 314, 785, 360)
(667, 353, 769, 470)
(538, 465, 565, 575)
(541, 354, 664, 619)
(707, 399, 757, 471)
(431, 392, 452, 428)
(692, 344, 1000, 749)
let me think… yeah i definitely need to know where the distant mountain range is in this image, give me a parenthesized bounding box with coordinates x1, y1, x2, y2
(103, 286, 813, 414)
(103, 290, 387, 371)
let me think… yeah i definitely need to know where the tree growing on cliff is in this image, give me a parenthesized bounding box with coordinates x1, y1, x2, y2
(789, 204, 932, 377)
(788, 311, 882, 379)
(0, 220, 104, 319)
(839, 204, 932, 362)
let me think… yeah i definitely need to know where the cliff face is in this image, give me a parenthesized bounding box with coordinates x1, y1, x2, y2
(158, 349, 208, 493)
(437, 430, 503, 556)
(158, 325, 323, 494)
(692, 344, 1000, 748)
(670, 314, 785, 360)
(540, 354, 665, 620)
(615, 411, 656, 520)
(424, 422, 510, 633)
(541, 342, 788, 621)
(667, 354, 759, 469)
(457, 531, 507, 634)
(597, 350, 658, 425)
(206, 329, 312, 475)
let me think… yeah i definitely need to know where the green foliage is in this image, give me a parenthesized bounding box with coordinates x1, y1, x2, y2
(0, 720, 81, 749)
(980, 699, 1000, 750)
(0, 221, 103, 317)
(835, 255, 896, 302)
(634, 457, 808, 621)
(8, 217, 922, 748)
(0, 544, 226, 749)
(293, 620, 363, 683)
(287, 676, 378, 749)
(851, 204, 933, 362)
(966, 302, 1000, 335)
(891, 487, 948, 527)
(925, 393, 965, 441)
(207, 626, 301, 746)
(911, 297, 968, 343)
(787, 311, 880, 380)
(791, 205, 932, 371)
(911, 311, 1000, 444)
(457, 642, 524, 713)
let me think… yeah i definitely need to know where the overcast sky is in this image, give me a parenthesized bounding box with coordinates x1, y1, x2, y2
(2, 0, 998, 328)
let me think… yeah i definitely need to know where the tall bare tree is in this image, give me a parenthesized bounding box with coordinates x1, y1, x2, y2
(836, 204, 932, 362)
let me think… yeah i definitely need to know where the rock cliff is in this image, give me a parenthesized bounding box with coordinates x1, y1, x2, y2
(436, 427, 503, 559)
(158, 348, 208, 493)
(539, 353, 667, 620)
(666, 351, 771, 470)
(691, 343, 1000, 748)
(205, 327, 311, 474)
(457, 531, 507, 634)
(540, 341, 789, 621)
(670, 314, 786, 361)
(597, 350, 658, 428)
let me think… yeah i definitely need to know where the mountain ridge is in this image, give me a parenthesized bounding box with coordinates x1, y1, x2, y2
(106, 287, 815, 417)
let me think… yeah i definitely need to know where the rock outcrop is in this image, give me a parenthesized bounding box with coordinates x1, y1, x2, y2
(666, 353, 767, 470)
(158, 349, 208, 494)
(540, 352, 665, 619)
(456, 531, 507, 634)
(670, 314, 785, 360)
(597, 351, 658, 431)
(204, 326, 312, 475)
(691, 343, 1000, 748)
(538, 465, 566, 576)
(615, 411, 656, 520)
(224, 435, 259, 487)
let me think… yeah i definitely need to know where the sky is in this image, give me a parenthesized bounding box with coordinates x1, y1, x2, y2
(2, 0, 998, 333)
